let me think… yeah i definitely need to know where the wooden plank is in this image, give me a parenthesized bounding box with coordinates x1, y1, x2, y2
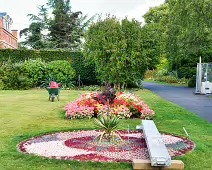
(132, 160, 184, 170)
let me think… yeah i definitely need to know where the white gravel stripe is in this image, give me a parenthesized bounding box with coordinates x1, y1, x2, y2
(25, 141, 94, 157)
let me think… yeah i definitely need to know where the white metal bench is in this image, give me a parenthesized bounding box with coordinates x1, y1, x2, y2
(142, 120, 171, 167)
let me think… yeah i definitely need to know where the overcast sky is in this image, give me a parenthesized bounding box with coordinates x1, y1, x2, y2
(0, 0, 164, 41)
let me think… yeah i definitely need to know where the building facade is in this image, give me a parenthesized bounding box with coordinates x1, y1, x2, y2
(0, 12, 18, 49)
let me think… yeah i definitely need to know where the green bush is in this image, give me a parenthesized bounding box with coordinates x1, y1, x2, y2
(0, 79, 4, 90)
(165, 76, 178, 83)
(188, 75, 196, 88)
(80, 85, 102, 91)
(71, 54, 98, 86)
(178, 77, 188, 84)
(179, 67, 196, 79)
(0, 49, 98, 85)
(24, 59, 46, 87)
(1, 62, 32, 90)
(46, 60, 76, 88)
(154, 75, 178, 84)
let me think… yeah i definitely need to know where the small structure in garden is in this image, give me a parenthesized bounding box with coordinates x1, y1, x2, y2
(195, 58, 212, 94)
(142, 120, 171, 167)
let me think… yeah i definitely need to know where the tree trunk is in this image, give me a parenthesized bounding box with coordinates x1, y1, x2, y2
(117, 83, 120, 90)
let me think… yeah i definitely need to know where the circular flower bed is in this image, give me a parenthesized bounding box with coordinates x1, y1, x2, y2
(18, 130, 195, 162)
(63, 92, 155, 119)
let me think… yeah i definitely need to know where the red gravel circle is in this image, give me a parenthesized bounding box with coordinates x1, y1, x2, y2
(18, 130, 195, 162)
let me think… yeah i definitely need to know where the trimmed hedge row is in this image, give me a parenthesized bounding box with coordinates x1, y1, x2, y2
(0, 49, 97, 85)
(0, 49, 77, 62)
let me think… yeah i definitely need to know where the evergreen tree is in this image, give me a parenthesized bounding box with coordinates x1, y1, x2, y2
(20, 0, 94, 50)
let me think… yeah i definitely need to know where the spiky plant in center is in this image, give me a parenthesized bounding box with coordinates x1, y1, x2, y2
(93, 85, 125, 144)
(94, 115, 123, 143)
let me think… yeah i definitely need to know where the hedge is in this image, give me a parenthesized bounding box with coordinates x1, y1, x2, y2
(0, 49, 97, 85)
(0, 49, 80, 63)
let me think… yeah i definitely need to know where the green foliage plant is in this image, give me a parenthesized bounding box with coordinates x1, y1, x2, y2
(167, 0, 212, 73)
(1, 62, 32, 90)
(84, 16, 149, 89)
(24, 59, 47, 87)
(0, 79, 4, 90)
(20, 0, 95, 50)
(0, 49, 97, 85)
(94, 114, 121, 144)
(94, 101, 125, 144)
(46, 60, 76, 88)
(188, 75, 196, 88)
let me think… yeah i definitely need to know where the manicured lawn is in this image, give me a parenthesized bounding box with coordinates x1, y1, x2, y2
(144, 79, 188, 87)
(0, 89, 211, 170)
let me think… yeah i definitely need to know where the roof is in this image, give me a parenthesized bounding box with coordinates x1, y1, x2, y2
(0, 12, 13, 23)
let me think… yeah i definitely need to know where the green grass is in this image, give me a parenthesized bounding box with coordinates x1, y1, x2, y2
(0, 89, 212, 170)
(144, 79, 188, 87)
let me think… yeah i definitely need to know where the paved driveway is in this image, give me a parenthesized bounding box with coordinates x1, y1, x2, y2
(143, 82, 212, 123)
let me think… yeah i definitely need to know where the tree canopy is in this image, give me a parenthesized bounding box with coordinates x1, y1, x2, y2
(20, 0, 94, 50)
(142, 0, 212, 78)
(83, 16, 160, 88)
(167, 0, 212, 70)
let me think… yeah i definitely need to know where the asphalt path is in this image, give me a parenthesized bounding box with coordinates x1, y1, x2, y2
(143, 82, 212, 123)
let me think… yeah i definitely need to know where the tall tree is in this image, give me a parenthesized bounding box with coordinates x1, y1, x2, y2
(20, 5, 49, 49)
(84, 16, 157, 89)
(20, 0, 94, 50)
(142, 3, 169, 69)
(48, 0, 80, 48)
(167, 0, 212, 70)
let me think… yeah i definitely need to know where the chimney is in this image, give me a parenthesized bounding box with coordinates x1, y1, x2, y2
(12, 30, 18, 39)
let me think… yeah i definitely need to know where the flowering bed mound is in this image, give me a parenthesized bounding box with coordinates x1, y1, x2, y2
(18, 130, 195, 162)
(63, 92, 155, 119)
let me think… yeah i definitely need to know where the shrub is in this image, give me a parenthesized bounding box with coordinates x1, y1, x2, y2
(165, 76, 178, 83)
(179, 67, 196, 79)
(71, 54, 98, 86)
(46, 60, 76, 88)
(80, 85, 102, 91)
(188, 75, 196, 88)
(178, 77, 188, 84)
(0, 49, 98, 85)
(24, 59, 46, 87)
(1, 62, 32, 90)
(0, 79, 4, 90)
